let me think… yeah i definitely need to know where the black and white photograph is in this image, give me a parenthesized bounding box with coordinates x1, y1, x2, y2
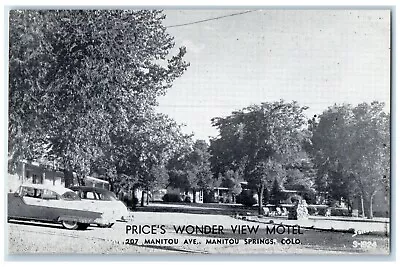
(6, 8, 391, 256)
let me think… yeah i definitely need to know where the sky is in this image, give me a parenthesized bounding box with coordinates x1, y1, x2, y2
(155, 9, 391, 141)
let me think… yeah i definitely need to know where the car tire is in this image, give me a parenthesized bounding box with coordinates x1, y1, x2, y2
(77, 223, 90, 230)
(62, 220, 79, 230)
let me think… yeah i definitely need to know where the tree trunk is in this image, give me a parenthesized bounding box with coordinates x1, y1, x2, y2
(146, 188, 149, 205)
(369, 195, 374, 219)
(141, 190, 145, 207)
(365, 194, 375, 219)
(360, 194, 365, 218)
(63, 169, 74, 188)
(192, 190, 197, 203)
(346, 197, 352, 213)
(116, 188, 121, 200)
(21, 162, 26, 183)
(132, 186, 137, 209)
(258, 184, 264, 215)
(77, 174, 85, 186)
(109, 178, 114, 192)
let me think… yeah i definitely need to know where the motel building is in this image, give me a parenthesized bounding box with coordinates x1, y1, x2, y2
(8, 160, 109, 193)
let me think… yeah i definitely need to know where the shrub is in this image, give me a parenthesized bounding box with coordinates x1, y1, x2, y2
(307, 206, 318, 216)
(123, 195, 138, 209)
(302, 190, 317, 204)
(318, 206, 330, 216)
(205, 196, 217, 203)
(203, 190, 217, 203)
(184, 196, 192, 203)
(289, 194, 303, 204)
(162, 193, 182, 203)
(306, 205, 330, 216)
(331, 207, 350, 217)
(131, 196, 139, 208)
(236, 190, 257, 207)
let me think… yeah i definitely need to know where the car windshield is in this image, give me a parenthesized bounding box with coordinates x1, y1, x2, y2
(101, 191, 117, 200)
(61, 191, 80, 201)
(92, 190, 117, 201)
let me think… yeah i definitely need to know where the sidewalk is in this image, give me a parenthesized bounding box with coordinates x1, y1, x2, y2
(243, 215, 390, 236)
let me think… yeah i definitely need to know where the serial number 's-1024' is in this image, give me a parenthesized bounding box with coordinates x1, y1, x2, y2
(352, 240, 377, 249)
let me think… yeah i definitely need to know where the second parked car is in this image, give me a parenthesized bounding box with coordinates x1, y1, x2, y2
(69, 186, 131, 224)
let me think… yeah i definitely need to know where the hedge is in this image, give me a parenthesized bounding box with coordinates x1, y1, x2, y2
(162, 193, 182, 202)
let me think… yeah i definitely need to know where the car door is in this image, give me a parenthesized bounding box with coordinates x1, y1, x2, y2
(40, 190, 103, 223)
(39, 189, 65, 221)
(80, 190, 103, 208)
(8, 186, 47, 220)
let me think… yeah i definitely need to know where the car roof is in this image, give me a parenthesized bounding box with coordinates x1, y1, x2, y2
(69, 186, 111, 194)
(20, 184, 72, 195)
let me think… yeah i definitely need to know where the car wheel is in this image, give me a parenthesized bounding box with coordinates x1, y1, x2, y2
(77, 223, 90, 230)
(62, 220, 79, 230)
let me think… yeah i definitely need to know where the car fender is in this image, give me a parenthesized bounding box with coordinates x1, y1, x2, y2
(58, 215, 98, 224)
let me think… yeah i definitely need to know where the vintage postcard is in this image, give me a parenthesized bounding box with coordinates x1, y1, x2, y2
(6, 8, 391, 256)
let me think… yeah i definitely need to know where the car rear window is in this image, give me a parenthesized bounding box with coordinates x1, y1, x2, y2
(20, 187, 43, 198)
(71, 188, 118, 201)
(42, 189, 60, 200)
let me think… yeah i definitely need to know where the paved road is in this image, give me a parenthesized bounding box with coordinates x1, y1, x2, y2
(7, 212, 390, 255)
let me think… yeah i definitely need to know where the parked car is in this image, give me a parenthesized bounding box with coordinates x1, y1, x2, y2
(69, 186, 131, 223)
(7, 184, 114, 230)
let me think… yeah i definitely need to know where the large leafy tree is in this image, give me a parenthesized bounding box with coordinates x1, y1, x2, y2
(306, 111, 357, 205)
(310, 102, 390, 218)
(218, 169, 243, 201)
(211, 100, 312, 214)
(9, 10, 189, 186)
(186, 140, 215, 201)
(119, 113, 191, 205)
(270, 178, 285, 206)
(167, 140, 215, 202)
(86, 110, 191, 207)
